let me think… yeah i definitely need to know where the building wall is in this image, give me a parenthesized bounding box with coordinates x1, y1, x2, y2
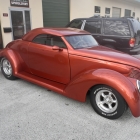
(0, 0, 43, 47)
(70, 0, 140, 20)
(29, 0, 43, 29)
(0, 0, 12, 48)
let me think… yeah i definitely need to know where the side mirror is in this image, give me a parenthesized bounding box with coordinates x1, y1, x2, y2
(52, 46, 63, 51)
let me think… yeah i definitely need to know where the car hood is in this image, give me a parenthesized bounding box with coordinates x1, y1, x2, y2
(70, 46, 140, 69)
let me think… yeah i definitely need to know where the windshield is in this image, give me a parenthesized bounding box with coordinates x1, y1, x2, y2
(65, 35, 98, 49)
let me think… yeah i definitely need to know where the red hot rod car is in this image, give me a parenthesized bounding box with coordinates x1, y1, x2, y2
(0, 27, 140, 119)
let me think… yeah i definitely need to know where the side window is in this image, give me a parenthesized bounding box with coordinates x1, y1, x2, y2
(68, 20, 83, 29)
(103, 20, 131, 36)
(51, 36, 66, 48)
(32, 34, 66, 48)
(32, 34, 47, 45)
(84, 20, 101, 34)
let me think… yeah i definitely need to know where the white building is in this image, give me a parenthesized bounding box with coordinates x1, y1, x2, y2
(70, 0, 140, 20)
(0, 0, 43, 48)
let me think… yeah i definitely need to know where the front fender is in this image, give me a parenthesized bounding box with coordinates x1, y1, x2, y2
(0, 48, 24, 75)
(64, 68, 140, 117)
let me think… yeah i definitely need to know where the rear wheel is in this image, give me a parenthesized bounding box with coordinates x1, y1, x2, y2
(90, 85, 127, 119)
(1, 57, 16, 80)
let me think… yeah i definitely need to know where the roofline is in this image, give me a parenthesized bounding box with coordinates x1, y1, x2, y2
(70, 17, 135, 21)
(22, 27, 91, 42)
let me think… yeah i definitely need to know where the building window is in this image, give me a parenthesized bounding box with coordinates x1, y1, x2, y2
(125, 9, 131, 17)
(112, 7, 121, 18)
(132, 12, 135, 18)
(105, 8, 110, 14)
(95, 6, 100, 13)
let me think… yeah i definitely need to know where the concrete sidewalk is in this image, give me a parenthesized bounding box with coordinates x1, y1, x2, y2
(0, 70, 140, 140)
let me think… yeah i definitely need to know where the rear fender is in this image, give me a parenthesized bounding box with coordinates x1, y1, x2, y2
(65, 69, 140, 117)
(0, 48, 24, 75)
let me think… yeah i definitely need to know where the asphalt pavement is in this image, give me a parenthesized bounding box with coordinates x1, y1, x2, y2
(0, 55, 140, 140)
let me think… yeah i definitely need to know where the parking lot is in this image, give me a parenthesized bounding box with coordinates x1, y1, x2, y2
(0, 54, 140, 140)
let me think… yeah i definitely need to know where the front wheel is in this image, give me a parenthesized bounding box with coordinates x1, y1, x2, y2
(90, 85, 127, 120)
(1, 57, 17, 80)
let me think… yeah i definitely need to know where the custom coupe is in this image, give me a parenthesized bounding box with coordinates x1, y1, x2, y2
(0, 28, 140, 119)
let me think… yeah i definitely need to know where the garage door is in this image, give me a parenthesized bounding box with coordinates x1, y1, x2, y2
(112, 7, 121, 17)
(42, 0, 70, 27)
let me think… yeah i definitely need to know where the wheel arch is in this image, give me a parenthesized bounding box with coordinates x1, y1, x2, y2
(0, 48, 23, 75)
(65, 68, 140, 117)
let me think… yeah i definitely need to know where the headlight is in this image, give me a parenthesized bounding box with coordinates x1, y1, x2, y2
(137, 80, 140, 92)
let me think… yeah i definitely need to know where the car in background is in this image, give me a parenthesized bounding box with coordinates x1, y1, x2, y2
(66, 17, 140, 54)
(1, 28, 140, 120)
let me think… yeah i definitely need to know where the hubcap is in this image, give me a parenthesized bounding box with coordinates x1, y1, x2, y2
(2, 59, 12, 76)
(95, 89, 118, 113)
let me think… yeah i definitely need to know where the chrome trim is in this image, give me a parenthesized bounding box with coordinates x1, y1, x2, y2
(81, 20, 86, 30)
(103, 39, 116, 42)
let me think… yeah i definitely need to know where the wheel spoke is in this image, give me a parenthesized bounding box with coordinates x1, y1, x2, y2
(9, 68, 12, 73)
(7, 63, 10, 67)
(112, 100, 117, 103)
(98, 100, 106, 105)
(109, 92, 113, 97)
(101, 93, 106, 98)
(108, 103, 113, 109)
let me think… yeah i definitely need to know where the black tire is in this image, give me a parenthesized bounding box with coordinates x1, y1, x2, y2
(90, 85, 127, 120)
(1, 57, 17, 80)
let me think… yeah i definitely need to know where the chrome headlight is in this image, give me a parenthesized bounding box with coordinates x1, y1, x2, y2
(137, 80, 140, 92)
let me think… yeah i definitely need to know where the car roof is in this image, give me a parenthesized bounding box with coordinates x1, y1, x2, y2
(71, 17, 133, 21)
(22, 27, 90, 42)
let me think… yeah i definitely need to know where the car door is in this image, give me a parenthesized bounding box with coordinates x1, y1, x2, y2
(83, 19, 102, 44)
(27, 34, 71, 84)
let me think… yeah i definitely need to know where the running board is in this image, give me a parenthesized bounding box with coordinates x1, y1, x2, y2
(16, 71, 66, 94)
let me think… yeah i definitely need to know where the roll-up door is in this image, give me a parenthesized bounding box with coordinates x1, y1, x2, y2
(42, 0, 70, 27)
(112, 7, 121, 17)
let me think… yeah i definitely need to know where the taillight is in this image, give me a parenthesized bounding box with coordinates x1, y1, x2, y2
(129, 38, 135, 47)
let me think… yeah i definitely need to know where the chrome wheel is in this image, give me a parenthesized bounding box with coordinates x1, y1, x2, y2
(90, 85, 127, 119)
(95, 89, 118, 113)
(2, 59, 12, 76)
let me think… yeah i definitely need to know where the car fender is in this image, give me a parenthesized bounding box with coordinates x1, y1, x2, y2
(0, 48, 23, 75)
(64, 68, 140, 117)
